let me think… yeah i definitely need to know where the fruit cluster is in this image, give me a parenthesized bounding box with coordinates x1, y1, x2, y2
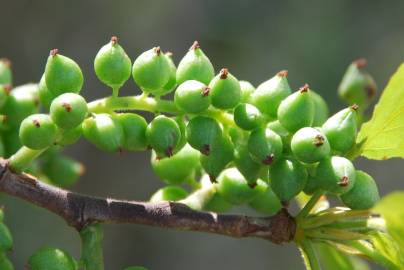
(0, 37, 382, 269)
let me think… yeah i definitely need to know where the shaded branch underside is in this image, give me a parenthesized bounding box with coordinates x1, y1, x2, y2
(0, 159, 296, 244)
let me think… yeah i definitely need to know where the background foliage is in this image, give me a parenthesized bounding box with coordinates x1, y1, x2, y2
(1, 0, 404, 269)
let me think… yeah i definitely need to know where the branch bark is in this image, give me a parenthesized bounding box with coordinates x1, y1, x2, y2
(0, 159, 296, 244)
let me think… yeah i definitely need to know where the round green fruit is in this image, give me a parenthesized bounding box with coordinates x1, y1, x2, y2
(132, 47, 171, 91)
(151, 144, 200, 185)
(150, 186, 189, 203)
(234, 144, 262, 185)
(234, 103, 263, 130)
(340, 170, 379, 209)
(186, 116, 222, 155)
(176, 41, 214, 85)
(45, 49, 84, 96)
(200, 175, 232, 213)
(248, 127, 283, 165)
(0, 223, 13, 252)
(151, 52, 177, 96)
(116, 113, 148, 151)
(310, 90, 329, 126)
(200, 135, 234, 181)
(250, 70, 291, 118)
(82, 113, 124, 152)
(94, 36, 132, 89)
(269, 159, 307, 202)
(174, 80, 211, 113)
(249, 179, 282, 216)
(38, 74, 56, 110)
(291, 127, 330, 164)
(315, 156, 356, 194)
(322, 106, 358, 154)
(0, 255, 13, 270)
(217, 168, 258, 205)
(3, 83, 39, 127)
(277, 84, 314, 132)
(266, 120, 292, 153)
(28, 247, 77, 270)
(56, 125, 82, 146)
(43, 156, 84, 188)
(50, 93, 88, 129)
(19, 114, 57, 150)
(208, 68, 241, 109)
(239, 80, 255, 103)
(146, 115, 181, 158)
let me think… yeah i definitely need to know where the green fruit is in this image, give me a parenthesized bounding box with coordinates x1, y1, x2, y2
(57, 125, 82, 146)
(315, 156, 356, 194)
(0, 223, 13, 252)
(82, 113, 124, 152)
(234, 144, 262, 184)
(174, 80, 211, 113)
(266, 120, 292, 153)
(38, 74, 56, 110)
(248, 127, 283, 165)
(94, 36, 132, 89)
(50, 93, 88, 129)
(249, 179, 282, 216)
(277, 84, 315, 132)
(216, 168, 258, 205)
(174, 115, 187, 152)
(303, 175, 320, 195)
(132, 47, 171, 91)
(152, 52, 177, 96)
(291, 127, 330, 164)
(146, 115, 181, 158)
(322, 106, 358, 154)
(28, 247, 77, 270)
(3, 130, 21, 158)
(200, 175, 232, 213)
(43, 156, 84, 188)
(200, 135, 234, 181)
(2, 84, 39, 127)
(239, 80, 255, 103)
(234, 103, 262, 130)
(0, 254, 13, 270)
(0, 58, 12, 85)
(116, 113, 148, 151)
(19, 114, 57, 150)
(0, 84, 11, 109)
(310, 90, 329, 126)
(176, 41, 214, 85)
(208, 68, 241, 109)
(151, 144, 200, 185)
(45, 49, 84, 96)
(186, 116, 222, 155)
(150, 186, 189, 202)
(340, 170, 379, 209)
(269, 159, 308, 202)
(250, 70, 291, 118)
(338, 59, 377, 111)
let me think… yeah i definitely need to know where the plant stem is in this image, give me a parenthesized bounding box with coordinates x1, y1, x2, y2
(8, 147, 46, 173)
(298, 240, 321, 270)
(297, 190, 324, 221)
(80, 223, 104, 270)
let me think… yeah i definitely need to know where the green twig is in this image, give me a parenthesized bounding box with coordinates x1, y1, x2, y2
(80, 223, 104, 270)
(8, 147, 46, 173)
(298, 240, 321, 270)
(297, 190, 324, 220)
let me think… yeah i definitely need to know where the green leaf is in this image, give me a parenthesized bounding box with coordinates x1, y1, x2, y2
(370, 232, 404, 269)
(373, 192, 404, 248)
(357, 63, 404, 159)
(315, 242, 369, 270)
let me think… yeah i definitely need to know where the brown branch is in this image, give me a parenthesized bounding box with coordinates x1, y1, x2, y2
(0, 159, 296, 244)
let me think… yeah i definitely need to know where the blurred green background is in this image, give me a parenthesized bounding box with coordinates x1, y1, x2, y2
(1, 0, 404, 269)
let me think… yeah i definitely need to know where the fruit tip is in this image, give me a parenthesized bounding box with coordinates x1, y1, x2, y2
(313, 135, 325, 147)
(299, 83, 310, 93)
(165, 146, 174, 157)
(32, 119, 41, 128)
(190, 40, 200, 50)
(202, 86, 210, 97)
(354, 58, 367, 69)
(248, 182, 257, 189)
(154, 46, 162, 55)
(50, 49, 59, 57)
(201, 144, 210, 156)
(62, 102, 73, 112)
(277, 70, 288, 77)
(351, 104, 359, 111)
(209, 174, 217, 183)
(3, 84, 12, 94)
(0, 58, 11, 68)
(111, 36, 119, 45)
(262, 154, 274, 165)
(219, 68, 229, 79)
(338, 176, 349, 187)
